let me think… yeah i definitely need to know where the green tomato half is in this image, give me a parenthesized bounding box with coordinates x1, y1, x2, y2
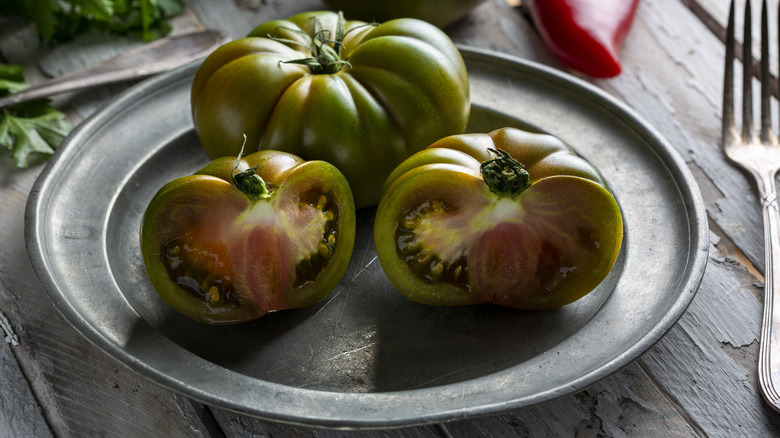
(140, 150, 356, 325)
(374, 127, 624, 310)
(191, 10, 470, 209)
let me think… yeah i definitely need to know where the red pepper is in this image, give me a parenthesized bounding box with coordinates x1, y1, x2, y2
(524, 0, 640, 78)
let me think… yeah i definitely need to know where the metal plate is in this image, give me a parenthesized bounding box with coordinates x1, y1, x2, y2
(25, 47, 708, 428)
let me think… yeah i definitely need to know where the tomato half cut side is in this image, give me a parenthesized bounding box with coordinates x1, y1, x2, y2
(141, 150, 356, 325)
(374, 128, 624, 310)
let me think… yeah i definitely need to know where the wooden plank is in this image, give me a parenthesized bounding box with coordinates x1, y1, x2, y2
(640, 258, 779, 436)
(0, 162, 221, 436)
(0, 0, 773, 435)
(443, 0, 780, 435)
(0, 13, 223, 438)
(186, 0, 327, 40)
(445, 362, 698, 437)
(210, 409, 446, 437)
(0, 313, 52, 437)
(595, 0, 780, 435)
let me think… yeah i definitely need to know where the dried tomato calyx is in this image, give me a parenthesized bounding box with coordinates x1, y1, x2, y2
(232, 165, 271, 201)
(480, 148, 531, 199)
(232, 136, 272, 201)
(269, 12, 370, 74)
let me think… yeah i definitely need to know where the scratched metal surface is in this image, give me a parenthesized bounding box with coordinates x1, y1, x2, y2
(24, 47, 707, 428)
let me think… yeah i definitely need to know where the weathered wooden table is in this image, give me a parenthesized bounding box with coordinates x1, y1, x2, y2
(3, 0, 780, 436)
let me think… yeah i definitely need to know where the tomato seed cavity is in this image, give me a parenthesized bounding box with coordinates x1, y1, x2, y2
(294, 189, 339, 287)
(164, 240, 240, 307)
(163, 189, 342, 299)
(396, 201, 469, 288)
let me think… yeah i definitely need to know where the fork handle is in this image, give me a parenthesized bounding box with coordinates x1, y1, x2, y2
(757, 171, 780, 410)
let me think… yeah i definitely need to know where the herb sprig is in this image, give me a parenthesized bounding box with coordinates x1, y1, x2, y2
(0, 63, 72, 167)
(0, 0, 184, 42)
(0, 0, 185, 167)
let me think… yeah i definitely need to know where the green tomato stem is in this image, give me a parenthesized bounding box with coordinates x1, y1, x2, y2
(232, 135, 271, 201)
(480, 148, 531, 199)
(270, 11, 368, 74)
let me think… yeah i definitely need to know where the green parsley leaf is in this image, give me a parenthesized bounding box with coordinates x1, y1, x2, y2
(0, 63, 29, 96)
(0, 63, 72, 168)
(0, 108, 71, 167)
(0, 0, 185, 165)
(72, 0, 115, 22)
(0, 0, 184, 43)
(0, 63, 25, 84)
(0, 79, 29, 95)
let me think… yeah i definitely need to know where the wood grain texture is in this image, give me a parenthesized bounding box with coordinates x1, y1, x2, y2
(0, 161, 221, 436)
(1, 0, 778, 435)
(445, 362, 699, 437)
(0, 19, 221, 438)
(0, 326, 51, 438)
(594, 0, 780, 436)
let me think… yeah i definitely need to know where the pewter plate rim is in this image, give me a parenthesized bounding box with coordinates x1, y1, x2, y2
(25, 46, 708, 429)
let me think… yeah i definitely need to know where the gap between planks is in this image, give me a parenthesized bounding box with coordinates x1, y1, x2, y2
(710, 213, 765, 283)
(681, 0, 780, 99)
(635, 360, 708, 437)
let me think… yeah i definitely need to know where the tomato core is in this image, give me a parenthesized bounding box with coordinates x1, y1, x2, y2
(481, 148, 531, 199)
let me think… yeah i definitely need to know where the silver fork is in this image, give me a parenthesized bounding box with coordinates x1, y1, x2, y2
(723, 0, 780, 411)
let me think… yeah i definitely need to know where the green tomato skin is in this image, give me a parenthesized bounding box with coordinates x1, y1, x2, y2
(191, 11, 470, 209)
(374, 127, 623, 310)
(322, 0, 487, 28)
(140, 150, 356, 325)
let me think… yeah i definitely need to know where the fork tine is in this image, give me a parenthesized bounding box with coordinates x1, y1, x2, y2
(743, 0, 754, 142)
(723, 0, 736, 144)
(761, 0, 771, 142)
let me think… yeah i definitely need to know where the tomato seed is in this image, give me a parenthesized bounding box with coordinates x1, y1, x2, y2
(293, 189, 341, 287)
(163, 239, 239, 306)
(207, 285, 220, 303)
(428, 260, 444, 281)
(452, 265, 462, 281)
(446, 257, 469, 288)
(395, 208, 472, 288)
(200, 274, 213, 291)
(317, 194, 327, 209)
(417, 251, 432, 265)
(168, 244, 181, 256)
(318, 242, 331, 258)
(395, 232, 419, 255)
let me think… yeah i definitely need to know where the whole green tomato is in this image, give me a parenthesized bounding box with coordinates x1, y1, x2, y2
(141, 149, 356, 325)
(374, 127, 623, 310)
(191, 11, 470, 209)
(322, 0, 487, 28)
